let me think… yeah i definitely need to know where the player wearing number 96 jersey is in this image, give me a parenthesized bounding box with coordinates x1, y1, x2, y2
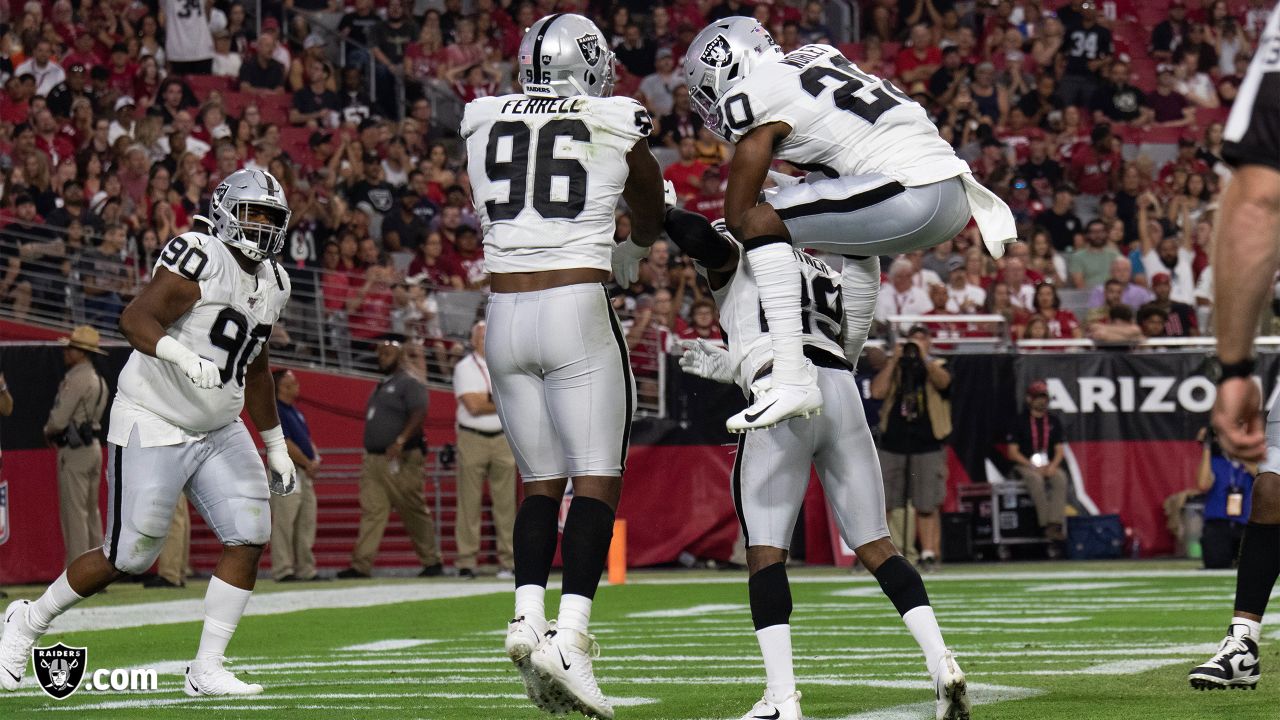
(684, 17, 1017, 434)
(461, 12, 667, 720)
(662, 207, 969, 720)
(0, 169, 300, 700)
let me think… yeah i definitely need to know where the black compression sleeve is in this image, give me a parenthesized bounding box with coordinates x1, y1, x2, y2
(663, 207, 734, 269)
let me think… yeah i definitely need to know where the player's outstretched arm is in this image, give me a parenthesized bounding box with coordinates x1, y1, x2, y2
(622, 140, 666, 247)
(724, 122, 790, 240)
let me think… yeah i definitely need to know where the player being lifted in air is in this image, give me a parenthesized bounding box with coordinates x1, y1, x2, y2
(461, 12, 667, 720)
(666, 206, 970, 720)
(683, 17, 1016, 432)
(0, 170, 296, 697)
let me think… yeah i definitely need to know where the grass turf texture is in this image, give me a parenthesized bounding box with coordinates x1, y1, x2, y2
(2, 561, 1278, 719)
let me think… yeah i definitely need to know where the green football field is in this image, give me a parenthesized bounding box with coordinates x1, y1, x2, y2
(2, 561, 1279, 719)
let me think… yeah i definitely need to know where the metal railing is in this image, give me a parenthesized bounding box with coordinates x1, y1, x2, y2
(0, 221, 668, 415)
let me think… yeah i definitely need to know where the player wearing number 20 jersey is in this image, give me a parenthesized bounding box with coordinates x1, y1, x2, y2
(462, 13, 667, 720)
(0, 169, 300, 701)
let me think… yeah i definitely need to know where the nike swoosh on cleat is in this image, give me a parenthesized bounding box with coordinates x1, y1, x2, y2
(557, 647, 571, 671)
(1239, 659, 1259, 673)
(752, 711, 781, 720)
(742, 401, 778, 423)
(4, 668, 20, 682)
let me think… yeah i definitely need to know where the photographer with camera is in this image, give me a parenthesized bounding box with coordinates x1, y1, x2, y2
(42, 326, 109, 565)
(871, 325, 953, 572)
(1197, 426, 1256, 569)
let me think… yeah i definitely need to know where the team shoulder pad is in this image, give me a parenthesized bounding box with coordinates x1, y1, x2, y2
(156, 231, 221, 283)
(591, 96, 653, 142)
(460, 96, 508, 139)
(718, 69, 785, 144)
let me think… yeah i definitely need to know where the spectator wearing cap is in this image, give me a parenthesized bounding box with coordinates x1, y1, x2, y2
(15, 40, 65, 97)
(291, 59, 342, 128)
(871, 324, 952, 571)
(1007, 380, 1069, 546)
(1147, 272, 1198, 337)
(161, 0, 215, 75)
(240, 33, 287, 94)
(1090, 59, 1152, 127)
(945, 256, 986, 313)
(1057, 1, 1112, 107)
(927, 46, 965, 105)
(213, 31, 243, 78)
(46, 63, 93, 119)
(1150, 64, 1195, 126)
(639, 47, 682, 117)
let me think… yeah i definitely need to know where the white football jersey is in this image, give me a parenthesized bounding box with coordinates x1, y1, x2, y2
(709, 233, 848, 393)
(110, 232, 290, 446)
(715, 44, 969, 187)
(162, 0, 215, 62)
(462, 94, 652, 274)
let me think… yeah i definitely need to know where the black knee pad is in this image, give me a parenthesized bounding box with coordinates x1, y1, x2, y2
(748, 562, 792, 630)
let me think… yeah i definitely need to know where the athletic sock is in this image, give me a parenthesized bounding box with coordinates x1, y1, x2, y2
(749, 562, 796, 699)
(558, 593, 593, 634)
(745, 240, 805, 385)
(195, 576, 253, 662)
(873, 555, 945, 675)
(1230, 617, 1263, 643)
(559, 496, 615, 609)
(1233, 522, 1280, 617)
(512, 494, 561, 621)
(840, 255, 880, 363)
(27, 572, 84, 635)
(514, 585, 546, 624)
(756, 624, 797, 700)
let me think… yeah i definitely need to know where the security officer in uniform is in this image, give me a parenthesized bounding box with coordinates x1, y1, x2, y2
(452, 321, 516, 579)
(43, 326, 109, 565)
(337, 337, 443, 578)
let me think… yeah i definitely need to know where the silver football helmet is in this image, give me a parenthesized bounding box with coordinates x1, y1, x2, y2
(209, 169, 291, 262)
(684, 17, 783, 134)
(518, 13, 614, 98)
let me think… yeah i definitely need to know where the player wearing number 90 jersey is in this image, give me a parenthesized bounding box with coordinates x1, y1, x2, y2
(0, 169, 301, 701)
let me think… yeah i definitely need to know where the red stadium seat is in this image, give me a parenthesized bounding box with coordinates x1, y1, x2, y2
(1195, 106, 1230, 127)
(185, 75, 232, 102)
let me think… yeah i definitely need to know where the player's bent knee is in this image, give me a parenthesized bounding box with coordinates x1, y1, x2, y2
(739, 205, 789, 245)
(110, 538, 166, 576)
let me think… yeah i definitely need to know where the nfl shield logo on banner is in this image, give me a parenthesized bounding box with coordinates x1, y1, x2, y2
(33, 643, 87, 700)
(0, 480, 8, 545)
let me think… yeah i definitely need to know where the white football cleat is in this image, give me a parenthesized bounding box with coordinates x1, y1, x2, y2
(183, 656, 264, 696)
(0, 600, 41, 691)
(741, 690, 803, 719)
(506, 616, 564, 713)
(531, 627, 613, 719)
(1189, 624, 1261, 690)
(726, 365, 823, 433)
(935, 649, 970, 720)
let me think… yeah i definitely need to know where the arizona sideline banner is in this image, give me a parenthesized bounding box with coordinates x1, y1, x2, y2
(1013, 351, 1280, 555)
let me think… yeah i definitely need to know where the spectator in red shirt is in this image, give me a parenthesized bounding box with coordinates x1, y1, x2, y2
(689, 168, 725, 221)
(347, 264, 396, 341)
(106, 44, 137, 98)
(0, 75, 34, 125)
(897, 24, 942, 85)
(1067, 123, 1122, 217)
(663, 136, 710, 205)
(1027, 282, 1083, 339)
(407, 232, 465, 289)
(677, 299, 724, 343)
(33, 108, 75, 166)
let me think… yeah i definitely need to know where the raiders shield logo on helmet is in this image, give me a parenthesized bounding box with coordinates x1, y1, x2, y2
(700, 35, 733, 68)
(577, 33, 601, 65)
(33, 643, 87, 700)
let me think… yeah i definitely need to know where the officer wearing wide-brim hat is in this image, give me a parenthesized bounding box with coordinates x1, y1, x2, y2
(43, 326, 109, 565)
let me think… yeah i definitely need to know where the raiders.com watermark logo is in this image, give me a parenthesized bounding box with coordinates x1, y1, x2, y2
(32, 643, 158, 700)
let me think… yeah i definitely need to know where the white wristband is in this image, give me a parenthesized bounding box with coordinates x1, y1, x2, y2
(260, 425, 286, 450)
(155, 335, 199, 366)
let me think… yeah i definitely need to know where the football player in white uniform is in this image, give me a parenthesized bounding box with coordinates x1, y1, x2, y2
(0, 169, 296, 696)
(461, 13, 665, 720)
(666, 207, 969, 720)
(684, 18, 1016, 432)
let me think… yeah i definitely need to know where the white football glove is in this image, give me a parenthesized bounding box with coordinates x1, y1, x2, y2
(677, 339, 735, 384)
(663, 179, 678, 208)
(260, 426, 297, 496)
(612, 236, 649, 288)
(155, 335, 222, 389)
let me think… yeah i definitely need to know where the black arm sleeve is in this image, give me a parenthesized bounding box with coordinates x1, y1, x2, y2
(662, 207, 734, 270)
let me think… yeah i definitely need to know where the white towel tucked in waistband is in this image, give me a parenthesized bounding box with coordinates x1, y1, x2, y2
(959, 172, 1017, 259)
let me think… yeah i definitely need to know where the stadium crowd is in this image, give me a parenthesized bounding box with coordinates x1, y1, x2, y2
(0, 0, 1269, 385)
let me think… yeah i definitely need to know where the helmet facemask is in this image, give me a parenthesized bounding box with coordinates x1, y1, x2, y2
(230, 201, 290, 261)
